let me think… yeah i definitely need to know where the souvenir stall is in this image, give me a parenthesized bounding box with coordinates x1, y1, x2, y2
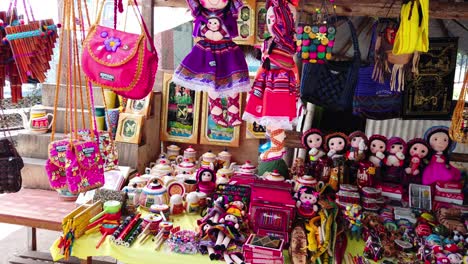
(1, 0, 468, 264)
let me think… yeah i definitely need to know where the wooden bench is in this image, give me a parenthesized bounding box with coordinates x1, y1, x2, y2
(0, 188, 111, 264)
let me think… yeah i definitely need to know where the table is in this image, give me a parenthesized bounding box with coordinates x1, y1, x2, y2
(0, 189, 86, 263)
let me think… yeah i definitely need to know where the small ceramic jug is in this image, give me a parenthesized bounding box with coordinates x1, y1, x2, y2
(19, 105, 54, 134)
(185, 192, 200, 214)
(166, 145, 181, 162)
(139, 179, 168, 209)
(217, 148, 232, 167)
(150, 159, 174, 177)
(199, 150, 216, 169)
(175, 158, 197, 175)
(236, 160, 257, 176)
(261, 169, 285, 182)
(216, 165, 235, 185)
(170, 194, 185, 215)
(183, 145, 197, 163)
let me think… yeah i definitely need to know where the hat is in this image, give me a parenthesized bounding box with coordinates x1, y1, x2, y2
(349, 130, 369, 146)
(386, 137, 407, 153)
(406, 138, 429, 152)
(301, 128, 323, 150)
(423, 126, 456, 153)
(369, 134, 388, 145)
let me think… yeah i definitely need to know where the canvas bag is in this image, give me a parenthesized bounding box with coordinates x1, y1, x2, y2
(81, 0, 158, 100)
(0, 105, 23, 193)
(353, 22, 402, 120)
(300, 18, 360, 111)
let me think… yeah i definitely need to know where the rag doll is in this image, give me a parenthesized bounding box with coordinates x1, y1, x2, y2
(301, 128, 325, 176)
(214, 213, 244, 251)
(344, 204, 363, 240)
(173, 0, 250, 127)
(225, 200, 245, 218)
(196, 167, 217, 197)
(324, 132, 349, 186)
(199, 196, 226, 225)
(198, 222, 221, 260)
(368, 135, 387, 167)
(422, 126, 461, 186)
(346, 131, 368, 183)
(404, 138, 429, 185)
(242, 0, 298, 161)
(294, 186, 320, 218)
(383, 137, 406, 183)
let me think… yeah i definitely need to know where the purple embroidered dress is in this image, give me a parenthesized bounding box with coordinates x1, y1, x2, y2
(172, 0, 250, 96)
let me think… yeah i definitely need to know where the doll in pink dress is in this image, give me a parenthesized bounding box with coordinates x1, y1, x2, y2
(404, 138, 429, 185)
(242, 0, 298, 161)
(422, 126, 461, 186)
(196, 167, 217, 197)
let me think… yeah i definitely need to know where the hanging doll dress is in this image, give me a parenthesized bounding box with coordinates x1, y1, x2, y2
(172, 0, 250, 96)
(242, 3, 298, 130)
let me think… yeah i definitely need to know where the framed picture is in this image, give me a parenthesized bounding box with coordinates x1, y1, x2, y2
(115, 113, 144, 144)
(200, 93, 241, 147)
(125, 92, 153, 118)
(233, 0, 256, 45)
(402, 37, 458, 119)
(246, 122, 266, 139)
(160, 73, 201, 144)
(255, 1, 268, 45)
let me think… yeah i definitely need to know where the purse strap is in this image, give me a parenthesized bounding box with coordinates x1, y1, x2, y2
(337, 17, 360, 65)
(95, 0, 157, 53)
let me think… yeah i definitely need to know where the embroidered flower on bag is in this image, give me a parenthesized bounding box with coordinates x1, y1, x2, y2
(104, 36, 122, 52)
(316, 32, 327, 41)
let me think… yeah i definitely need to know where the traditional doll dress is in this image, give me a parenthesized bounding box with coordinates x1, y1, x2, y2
(422, 154, 461, 186)
(242, 39, 298, 130)
(172, 2, 250, 96)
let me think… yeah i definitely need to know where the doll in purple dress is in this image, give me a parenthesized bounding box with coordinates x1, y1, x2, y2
(422, 126, 461, 186)
(172, 0, 250, 127)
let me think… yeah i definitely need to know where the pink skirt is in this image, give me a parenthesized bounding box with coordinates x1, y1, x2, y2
(242, 68, 298, 130)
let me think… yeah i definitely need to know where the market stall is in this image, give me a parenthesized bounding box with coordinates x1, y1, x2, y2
(0, 0, 468, 263)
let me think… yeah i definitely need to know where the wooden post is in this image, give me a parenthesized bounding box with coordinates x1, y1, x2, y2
(27, 227, 37, 251)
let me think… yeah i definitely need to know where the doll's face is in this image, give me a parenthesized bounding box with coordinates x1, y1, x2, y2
(201, 171, 213, 182)
(207, 18, 221, 31)
(351, 136, 363, 148)
(328, 137, 345, 152)
(410, 143, 429, 158)
(200, 0, 228, 10)
(429, 132, 449, 152)
(370, 139, 385, 154)
(389, 143, 404, 154)
(306, 133, 322, 149)
(231, 200, 244, 209)
(224, 214, 238, 223)
(300, 191, 317, 205)
(266, 7, 276, 36)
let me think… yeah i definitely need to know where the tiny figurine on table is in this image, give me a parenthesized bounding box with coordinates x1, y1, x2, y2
(344, 204, 363, 240)
(422, 126, 461, 186)
(324, 132, 349, 187)
(301, 128, 325, 176)
(383, 137, 406, 183)
(294, 186, 320, 218)
(196, 167, 217, 197)
(404, 138, 429, 185)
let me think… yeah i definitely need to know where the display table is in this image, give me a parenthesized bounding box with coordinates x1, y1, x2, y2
(49, 209, 369, 264)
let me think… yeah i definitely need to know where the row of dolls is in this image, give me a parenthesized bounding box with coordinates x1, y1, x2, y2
(300, 126, 461, 188)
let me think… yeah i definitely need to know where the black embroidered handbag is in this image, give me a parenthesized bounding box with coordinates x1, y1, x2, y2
(0, 135, 23, 193)
(300, 18, 360, 112)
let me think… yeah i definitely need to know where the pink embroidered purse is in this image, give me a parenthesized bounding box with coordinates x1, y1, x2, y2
(66, 140, 104, 194)
(46, 139, 74, 190)
(81, 0, 158, 100)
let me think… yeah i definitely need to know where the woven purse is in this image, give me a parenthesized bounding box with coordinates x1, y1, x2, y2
(300, 18, 360, 111)
(0, 131, 23, 193)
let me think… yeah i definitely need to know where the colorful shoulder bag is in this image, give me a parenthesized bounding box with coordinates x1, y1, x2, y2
(296, 0, 337, 64)
(81, 0, 158, 100)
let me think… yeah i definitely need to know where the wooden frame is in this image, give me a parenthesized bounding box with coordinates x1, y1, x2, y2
(233, 0, 256, 45)
(115, 113, 145, 144)
(125, 92, 153, 118)
(200, 93, 241, 147)
(246, 122, 266, 139)
(160, 73, 201, 144)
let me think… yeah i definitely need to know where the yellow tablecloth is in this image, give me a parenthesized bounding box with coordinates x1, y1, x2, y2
(49, 210, 373, 264)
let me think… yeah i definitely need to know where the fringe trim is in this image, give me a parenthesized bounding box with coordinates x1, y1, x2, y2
(171, 74, 251, 97)
(242, 112, 296, 130)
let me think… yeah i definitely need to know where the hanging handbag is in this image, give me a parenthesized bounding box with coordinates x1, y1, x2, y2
(81, 0, 158, 100)
(353, 22, 402, 120)
(300, 18, 360, 111)
(296, 0, 336, 64)
(0, 106, 23, 193)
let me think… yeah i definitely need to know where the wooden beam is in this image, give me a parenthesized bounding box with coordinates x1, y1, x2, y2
(153, 0, 468, 20)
